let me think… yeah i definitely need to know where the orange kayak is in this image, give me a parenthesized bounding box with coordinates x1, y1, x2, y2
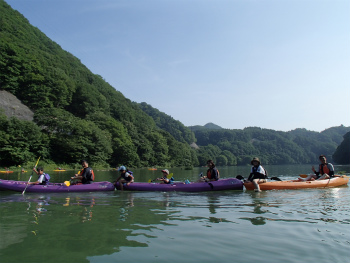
(244, 175, 349, 190)
(0, 171, 13, 173)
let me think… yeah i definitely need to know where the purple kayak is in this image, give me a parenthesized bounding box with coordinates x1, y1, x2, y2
(0, 179, 115, 193)
(115, 178, 243, 192)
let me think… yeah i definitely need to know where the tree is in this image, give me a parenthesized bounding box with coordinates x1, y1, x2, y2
(333, 131, 350, 164)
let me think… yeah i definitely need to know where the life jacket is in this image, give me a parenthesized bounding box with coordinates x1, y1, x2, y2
(121, 170, 133, 181)
(319, 163, 331, 175)
(207, 168, 219, 180)
(40, 173, 50, 185)
(163, 176, 174, 184)
(81, 167, 95, 184)
(252, 166, 268, 179)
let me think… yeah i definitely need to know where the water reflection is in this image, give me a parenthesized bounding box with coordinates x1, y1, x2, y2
(239, 192, 273, 225)
(1, 180, 349, 263)
(0, 192, 172, 263)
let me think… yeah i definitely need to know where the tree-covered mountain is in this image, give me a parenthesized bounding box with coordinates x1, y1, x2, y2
(0, 0, 349, 168)
(137, 102, 195, 144)
(333, 131, 350, 164)
(192, 126, 350, 165)
(0, 0, 197, 168)
(189, 123, 223, 132)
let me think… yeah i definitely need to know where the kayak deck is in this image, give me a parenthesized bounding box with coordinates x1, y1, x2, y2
(0, 179, 115, 193)
(244, 176, 349, 190)
(115, 178, 243, 192)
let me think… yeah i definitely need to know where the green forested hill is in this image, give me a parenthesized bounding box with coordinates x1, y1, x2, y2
(0, 0, 196, 167)
(333, 131, 350, 164)
(192, 125, 350, 165)
(0, 0, 349, 168)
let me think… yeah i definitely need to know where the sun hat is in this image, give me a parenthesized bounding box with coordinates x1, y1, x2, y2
(161, 169, 169, 175)
(251, 157, 261, 165)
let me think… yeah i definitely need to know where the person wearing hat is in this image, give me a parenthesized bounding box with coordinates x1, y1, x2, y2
(71, 160, 95, 184)
(157, 169, 174, 184)
(247, 157, 267, 192)
(199, 160, 220, 182)
(115, 166, 134, 190)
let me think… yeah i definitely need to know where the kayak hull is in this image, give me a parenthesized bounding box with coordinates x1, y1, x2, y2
(115, 178, 243, 192)
(244, 176, 349, 191)
(0, 179, 115, 193)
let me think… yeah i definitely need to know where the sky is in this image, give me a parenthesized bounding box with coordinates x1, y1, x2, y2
(5, 0, 350, 132)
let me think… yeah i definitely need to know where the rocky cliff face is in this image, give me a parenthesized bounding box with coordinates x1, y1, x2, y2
(0, 90, 34, 121)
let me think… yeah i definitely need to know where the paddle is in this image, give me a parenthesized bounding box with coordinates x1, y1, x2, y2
(299, 174, 312, 178)
(22, 156, 41, 195)
(148, 173, 173, 183)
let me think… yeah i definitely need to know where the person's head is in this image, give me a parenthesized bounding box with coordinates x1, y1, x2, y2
(207, 160, 215, 168)
(161, 169, 169, 176)
(319, 155, 327, 163)
(37, 167, 44, 174)
(251, 157, 261, 166)
(81, 160, 88, 168)
(118, 166, 126, 173)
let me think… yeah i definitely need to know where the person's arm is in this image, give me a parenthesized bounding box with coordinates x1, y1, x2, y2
(126, 173, 134, 185)
(312, 165, 320, 176)
(247, 167, 254, 181)
(28, 181, 40, 185)
(115, 175, 122, 182)
(29, 174, 44, 184)
(72, 169, 85, 180)
(328, 163, 334, 176)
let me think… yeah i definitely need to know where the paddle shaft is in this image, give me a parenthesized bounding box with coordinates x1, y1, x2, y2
(22, 156, 41, 195)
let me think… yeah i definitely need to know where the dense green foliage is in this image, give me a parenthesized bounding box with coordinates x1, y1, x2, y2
(193, 126, 350, 165)
(0, 1, 196, 168)
(0, 1, 348, 168)
(333, 131, 350, 164)
(137, 102, 195, 144)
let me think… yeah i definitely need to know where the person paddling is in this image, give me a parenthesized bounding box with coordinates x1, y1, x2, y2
(71, 160, 95, 184)
(28, 167, 50, 185)
(157, 169, 174, 184)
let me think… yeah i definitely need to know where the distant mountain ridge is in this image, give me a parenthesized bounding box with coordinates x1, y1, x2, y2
(189, 122, 223, 131)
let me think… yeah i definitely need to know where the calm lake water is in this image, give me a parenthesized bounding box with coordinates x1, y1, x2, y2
(1, 165, 349, 263)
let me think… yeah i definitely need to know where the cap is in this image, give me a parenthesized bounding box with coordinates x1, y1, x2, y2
(118, 166, 126, 171)
(161, 169, 169, 175)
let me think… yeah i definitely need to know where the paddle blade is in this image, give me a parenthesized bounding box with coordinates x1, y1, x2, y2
(64, 181, 71, 186)
(270, 177, 282, 181)
(34, 156, 41, 168)
(148, 179, 152, 183)
(167, 173, 173, 179)
(299, 174, 314, 178)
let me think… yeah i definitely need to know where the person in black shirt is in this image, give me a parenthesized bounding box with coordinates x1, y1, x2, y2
(71, 160, 95, 184)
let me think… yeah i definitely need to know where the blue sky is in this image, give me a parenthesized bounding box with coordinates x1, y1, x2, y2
(6, 0, 350, 132)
